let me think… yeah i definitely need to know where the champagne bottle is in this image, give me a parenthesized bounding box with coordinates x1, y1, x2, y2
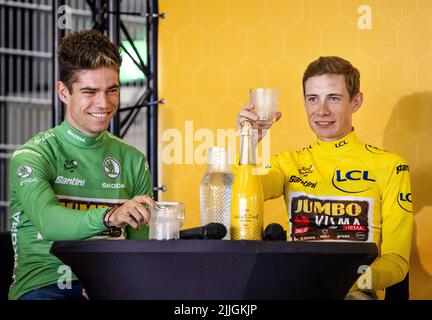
(230, 121, 264, 240)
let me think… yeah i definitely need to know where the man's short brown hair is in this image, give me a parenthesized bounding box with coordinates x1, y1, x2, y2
(58, 29, 122, 92)
(302, 56, 360, 101)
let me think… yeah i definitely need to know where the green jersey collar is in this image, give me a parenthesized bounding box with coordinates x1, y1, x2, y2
(60, 120, 105, 147)
(314, 129, 359, 152)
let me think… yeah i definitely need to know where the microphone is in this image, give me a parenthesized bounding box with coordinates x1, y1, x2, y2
(263, 223, 287, 241)
(180, 223, 227, 240)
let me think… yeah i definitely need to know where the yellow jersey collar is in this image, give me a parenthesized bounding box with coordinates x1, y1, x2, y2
(314, 130, 358, 152)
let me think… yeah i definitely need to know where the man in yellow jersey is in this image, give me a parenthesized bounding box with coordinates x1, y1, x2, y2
(237, 56, 413, 300)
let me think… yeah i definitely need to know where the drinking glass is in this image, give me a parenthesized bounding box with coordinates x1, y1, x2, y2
(149, 202, 185, 240)
(249, 88, 279, 126)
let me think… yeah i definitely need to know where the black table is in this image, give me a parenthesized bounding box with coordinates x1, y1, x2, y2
(50, 240, 377, 300)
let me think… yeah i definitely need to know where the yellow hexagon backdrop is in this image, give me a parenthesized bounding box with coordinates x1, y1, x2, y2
(158, 0, 432, 299)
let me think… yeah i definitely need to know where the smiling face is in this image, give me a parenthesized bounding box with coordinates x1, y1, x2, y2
(304, 74, 363, 142)
(56, 67, 120, 136)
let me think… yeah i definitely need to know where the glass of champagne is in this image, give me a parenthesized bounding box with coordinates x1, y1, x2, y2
(249, 88, 279, 127)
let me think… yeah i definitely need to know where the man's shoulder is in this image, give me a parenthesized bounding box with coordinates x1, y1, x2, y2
(11, 127, 59, 160)
(104, 132, 146, 159)
(360, 142, 408, 164)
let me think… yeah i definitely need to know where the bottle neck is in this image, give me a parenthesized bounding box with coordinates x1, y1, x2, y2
(239, 121, 256, 165)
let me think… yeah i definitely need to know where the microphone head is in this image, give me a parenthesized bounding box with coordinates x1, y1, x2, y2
(263, 223, 287, 241)
(203, 223, 227, 239)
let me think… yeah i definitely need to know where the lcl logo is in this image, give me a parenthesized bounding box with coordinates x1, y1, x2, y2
(332, 170, 376, 193)
(398, 192, 413, 213)
(335, 140, 348, 148)
(335, 170, 375, 182)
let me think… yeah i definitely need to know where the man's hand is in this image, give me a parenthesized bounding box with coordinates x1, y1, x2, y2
(108, 195, 155, 229)
(237, 104, 282, 142)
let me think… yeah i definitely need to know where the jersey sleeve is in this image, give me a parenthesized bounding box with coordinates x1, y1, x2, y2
(133, 156, 153, 198)
(9, 149, 107, 241)
(126, 155, 153, 240)
(261, 153, 286, 200)
(372, 158, 413, 288)
(351, 158, 413, 295)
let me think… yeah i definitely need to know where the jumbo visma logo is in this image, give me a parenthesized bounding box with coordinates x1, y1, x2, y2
(332, 169, 376, 193)
(103, 157, 121, 179)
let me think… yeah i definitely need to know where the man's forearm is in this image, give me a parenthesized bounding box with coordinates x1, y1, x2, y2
(352, 253, 408, 292)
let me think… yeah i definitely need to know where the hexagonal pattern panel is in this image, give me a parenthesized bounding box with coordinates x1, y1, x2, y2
(379, 53, 417, 97)
(163, 0, 194, 34)
(264, 0, 302, 28)
(212, 24, 247, 67)
(396, 92, 432, 138)
(351, 54, 379, 95)
(158, 0, 432, 298)
(398, 13, 432, 59)
(229, 0, 265, 31)
(355, 92, 394, 138)
(322, 18, 360, 59)
(285, 20, 321, 65)
(177, 27, 211, 70)
(418, 0, 432, 19)
(418, 53, 432, 92)
(160, 65, 194, 108)
(194, 0, 229, 33)
(358, 14, 397, 61)
(377, 0, 416, 23)
(303, 0, 340, 27)
(229, 61, 266, 101)
(195, 63, 229, 106)
(247, 22, 284, 68)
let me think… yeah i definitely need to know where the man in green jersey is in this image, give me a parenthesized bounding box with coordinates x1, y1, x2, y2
(237, 56, 413, 300)
(8, 29, 155, 300)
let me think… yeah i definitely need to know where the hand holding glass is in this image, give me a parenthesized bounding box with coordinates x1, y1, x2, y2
(149, 202, 185, 240)
(249, 88, 279, 126)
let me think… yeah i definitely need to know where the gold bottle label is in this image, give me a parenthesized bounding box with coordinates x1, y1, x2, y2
(231, 198, 263, 240)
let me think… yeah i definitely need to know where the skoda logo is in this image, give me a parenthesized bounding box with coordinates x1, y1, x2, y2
(17, 164, 33, 179)
(103, 157, 121, 179)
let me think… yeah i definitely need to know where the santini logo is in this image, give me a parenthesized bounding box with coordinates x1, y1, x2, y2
(55, 176, 85, 187)
(289, 175, 317, 188)
(396, 165, 409, 175)
(332, 169, 376, 193)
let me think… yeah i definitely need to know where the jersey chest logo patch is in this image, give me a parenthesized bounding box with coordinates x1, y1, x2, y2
(298, 165, 314, 177)
(332, 169, 376, 193)
(64, 160, 78, 172)
(289, 193, 374, 242)
(103, 157, 121, 179)
(17, 164, 33, 178)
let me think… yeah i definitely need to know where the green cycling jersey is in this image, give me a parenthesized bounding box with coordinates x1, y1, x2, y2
(8, 120, 152, 300)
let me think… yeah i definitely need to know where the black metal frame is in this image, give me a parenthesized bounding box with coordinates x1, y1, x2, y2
(52, 0, 163, 199)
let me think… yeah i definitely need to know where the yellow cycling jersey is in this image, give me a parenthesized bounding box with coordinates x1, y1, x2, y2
(261, 130, 413, 299)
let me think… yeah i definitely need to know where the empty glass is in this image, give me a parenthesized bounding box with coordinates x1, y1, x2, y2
(149, 202, 185, 240)
(249, 88, 279, 126)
